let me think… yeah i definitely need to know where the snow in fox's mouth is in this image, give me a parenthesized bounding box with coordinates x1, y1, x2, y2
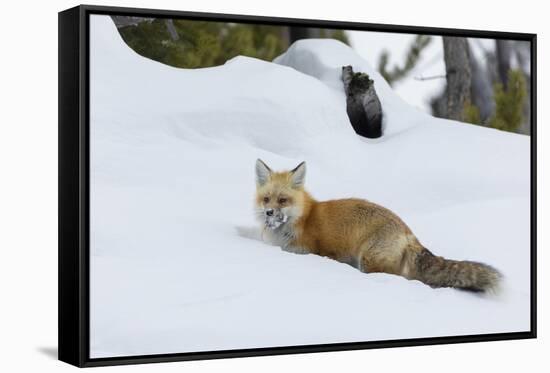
(265, 211, 288, 230)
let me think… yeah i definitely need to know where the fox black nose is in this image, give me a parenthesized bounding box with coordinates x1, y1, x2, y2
(266, 209, 274, 216)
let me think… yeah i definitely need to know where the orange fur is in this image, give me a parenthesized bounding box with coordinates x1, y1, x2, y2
(254, 159, 501, 292)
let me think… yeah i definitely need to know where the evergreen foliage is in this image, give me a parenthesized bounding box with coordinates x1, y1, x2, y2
(488, 69, 527, 132)
(117, 18, 349, 69)
(463, 100, 481, 125)
(377, 35, 431, 86)
(459, 69, 527, 132)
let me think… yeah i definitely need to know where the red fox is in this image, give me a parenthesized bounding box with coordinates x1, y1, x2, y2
(254, 159, 501, 292)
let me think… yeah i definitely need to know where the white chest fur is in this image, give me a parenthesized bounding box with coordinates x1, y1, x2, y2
(261, 223, 308, 254)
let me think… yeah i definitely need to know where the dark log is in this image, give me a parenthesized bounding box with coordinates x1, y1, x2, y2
(342, 65, 383, 138)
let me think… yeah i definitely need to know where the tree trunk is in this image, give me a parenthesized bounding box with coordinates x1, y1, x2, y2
(442, 37, 472, 121)
(165, 19, 179, 41)
(496, 40, 512, 89)
(110, 16, 153, 28)
(469, 47, 494, 122)
(342, 66, 383, 138)
(514, 41, 531, 135)
(288, 27, 320, 44)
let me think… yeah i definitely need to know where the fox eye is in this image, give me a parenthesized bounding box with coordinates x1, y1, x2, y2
(263, 196, 270, 203)
(278, 198, 287, 204)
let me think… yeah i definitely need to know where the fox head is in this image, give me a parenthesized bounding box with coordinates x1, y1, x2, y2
(255, 159, 307, 230)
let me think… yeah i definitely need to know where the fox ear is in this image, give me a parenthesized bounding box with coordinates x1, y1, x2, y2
(256, 159, 272, 186)
(290, 161, 306, 188)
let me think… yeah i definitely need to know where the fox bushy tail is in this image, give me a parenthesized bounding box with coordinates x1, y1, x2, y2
(414, 248, 501, 292)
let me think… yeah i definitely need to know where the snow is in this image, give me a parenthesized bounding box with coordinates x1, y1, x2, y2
(89, 15, 531, 358)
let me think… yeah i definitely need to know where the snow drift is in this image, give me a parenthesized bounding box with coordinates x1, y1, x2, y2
(89, 15, 531, 358)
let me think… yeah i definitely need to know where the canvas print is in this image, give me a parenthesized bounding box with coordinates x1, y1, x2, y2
(89, 14, 532, 358)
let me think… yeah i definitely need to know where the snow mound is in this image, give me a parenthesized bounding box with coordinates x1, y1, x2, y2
(91, 17, 357, 159)
(89, 15, 531, 358)
(274, 38, 429, 136)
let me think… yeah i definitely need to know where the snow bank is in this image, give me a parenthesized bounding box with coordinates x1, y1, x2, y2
(89, 15, 531, 358)
(274, 38, 428, 137)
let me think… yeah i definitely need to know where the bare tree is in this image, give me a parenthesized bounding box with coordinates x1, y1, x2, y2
(469, 50, 494, 122)
(495, 40, 512, 89)
(288, 27, 321, 44)
(442, 37, 472, 121)
(110, 16, 179, 41)
(378, 35, 431, 86)
(111, 16, 153, 28)
(513, 41, 532, 135)
(164, 19, 179, 41)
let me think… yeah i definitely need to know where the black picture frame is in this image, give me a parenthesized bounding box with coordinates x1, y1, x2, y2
(58, 4, 537, 368)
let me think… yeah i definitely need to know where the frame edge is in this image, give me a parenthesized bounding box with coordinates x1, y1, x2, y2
(58, 5, 86, 368)
(58, 4, 537, 367)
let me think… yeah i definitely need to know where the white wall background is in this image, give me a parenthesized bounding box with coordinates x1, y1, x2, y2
(0, 0, 546, 371)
